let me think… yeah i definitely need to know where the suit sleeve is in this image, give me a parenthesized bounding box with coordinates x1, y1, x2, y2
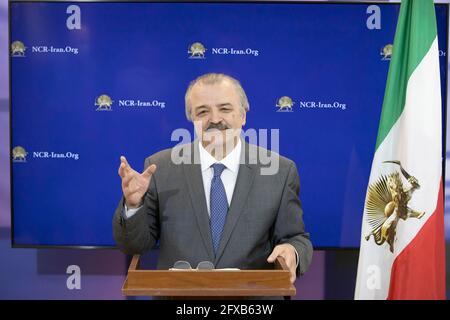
(112, 157, 160, 255)
(273, 161, 313, 276)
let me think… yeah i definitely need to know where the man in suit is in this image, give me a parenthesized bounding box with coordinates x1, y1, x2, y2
(113, 73, 312, 284)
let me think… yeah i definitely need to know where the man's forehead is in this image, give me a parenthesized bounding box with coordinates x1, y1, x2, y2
(190, 81, 239, 103)
(191, 78, 234, 92)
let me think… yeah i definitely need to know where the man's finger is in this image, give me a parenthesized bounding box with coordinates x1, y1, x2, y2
(290, 270, 296, 284)
(142, 164, 157, 178)
(118, 162, 126, 177)
(288, 258, 297, 283)
(118, 161, 133, 177)
(276, 246, 296, 283)
(119, 157, 128, 176)
(120, 156, 133, 173)
(267, 246, 296, 283)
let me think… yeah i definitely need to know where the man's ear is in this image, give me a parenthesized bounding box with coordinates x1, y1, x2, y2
(241, 112, 247, 126)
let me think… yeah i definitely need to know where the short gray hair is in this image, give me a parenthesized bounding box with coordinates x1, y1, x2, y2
(185, 73, 250, 121)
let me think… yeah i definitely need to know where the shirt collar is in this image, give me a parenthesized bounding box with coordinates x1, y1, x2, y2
(199, 139, 242, 173)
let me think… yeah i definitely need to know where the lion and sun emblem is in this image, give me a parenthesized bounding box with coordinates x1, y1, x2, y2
(365, 160, 425, 253)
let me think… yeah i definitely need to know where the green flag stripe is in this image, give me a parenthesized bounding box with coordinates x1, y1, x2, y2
(375, 0, 437, 150)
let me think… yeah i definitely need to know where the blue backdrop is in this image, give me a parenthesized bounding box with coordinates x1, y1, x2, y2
(10, 1, 449, 248)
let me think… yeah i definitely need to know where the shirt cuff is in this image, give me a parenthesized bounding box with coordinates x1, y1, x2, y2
(123, 203, 142, 219)
(285, 243, 300, 268)
(293, 247, 300, 268)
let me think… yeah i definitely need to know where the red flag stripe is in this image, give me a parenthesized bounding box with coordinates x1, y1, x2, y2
(387, 178, 446, 300)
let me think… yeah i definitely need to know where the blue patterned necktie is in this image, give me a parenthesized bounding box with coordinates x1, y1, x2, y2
(210, 163, 229, 255)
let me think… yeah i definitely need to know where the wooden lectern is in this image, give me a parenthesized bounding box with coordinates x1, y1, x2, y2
(122, 255, 296, 299)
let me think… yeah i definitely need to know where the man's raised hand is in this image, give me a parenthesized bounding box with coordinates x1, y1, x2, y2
(118, 156, 157, 209)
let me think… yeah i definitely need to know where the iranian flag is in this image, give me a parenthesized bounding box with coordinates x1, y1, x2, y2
(355, 0, 446, 300)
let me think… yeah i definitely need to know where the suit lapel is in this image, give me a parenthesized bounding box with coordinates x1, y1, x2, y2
(214, 141, 257, 265)
(182, 141, 215, 262)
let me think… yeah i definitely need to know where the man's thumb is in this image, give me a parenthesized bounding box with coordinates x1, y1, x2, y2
(143, 164, 157, 177)
(267, 248, 279, 263)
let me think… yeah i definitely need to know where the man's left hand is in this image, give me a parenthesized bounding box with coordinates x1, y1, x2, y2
(267, 243, 297, 283)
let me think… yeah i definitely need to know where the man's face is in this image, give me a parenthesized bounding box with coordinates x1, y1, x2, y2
(189, 79, 246, 152)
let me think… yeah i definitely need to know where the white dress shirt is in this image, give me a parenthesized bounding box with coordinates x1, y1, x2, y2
(198, 139, 241, 216)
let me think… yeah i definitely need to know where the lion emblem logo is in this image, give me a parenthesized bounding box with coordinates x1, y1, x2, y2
(95, 94, 114, 111)
(12, 146, 28, 162)
(365, 160, 425, 253)
(276, 96, 295, 112)
(11, 41, 26, 57)
(381, 44, 393, 60)
(188, 42, 207, 59)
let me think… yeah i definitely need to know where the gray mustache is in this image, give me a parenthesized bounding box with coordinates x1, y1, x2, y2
(206, 122, 230, 131)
